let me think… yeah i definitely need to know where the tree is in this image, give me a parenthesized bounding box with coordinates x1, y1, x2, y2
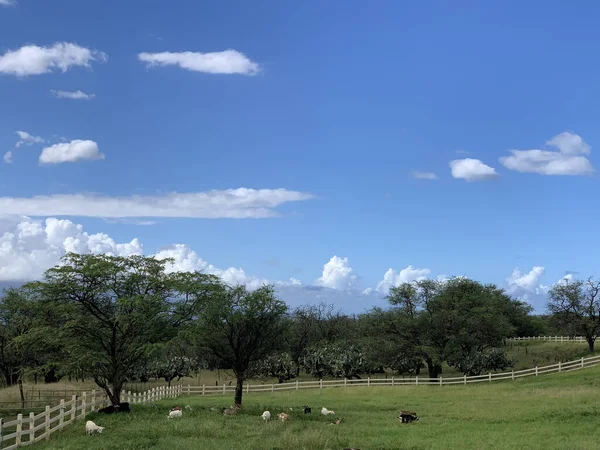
(548, 277, 600, 352)
(196, 284, 288, 407)
(29, 253, 220, 405)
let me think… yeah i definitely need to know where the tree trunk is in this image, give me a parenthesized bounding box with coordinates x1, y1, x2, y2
(95, 377, 122, 406)
(234, 374, 244, 407)
(18, 379, 25, 410)
(426, 358, 442, 379)
(586, 336, 595, 353)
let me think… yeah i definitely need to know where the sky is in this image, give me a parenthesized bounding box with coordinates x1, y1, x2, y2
(0, 0, 598, 313)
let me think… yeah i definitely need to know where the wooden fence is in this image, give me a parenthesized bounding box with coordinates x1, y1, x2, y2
(507, 336, 587, 343)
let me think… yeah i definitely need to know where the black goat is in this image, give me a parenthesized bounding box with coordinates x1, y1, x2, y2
(97, 402, 131, 414)
(303, 405, 311, 414)
(398, 410, 419, 423)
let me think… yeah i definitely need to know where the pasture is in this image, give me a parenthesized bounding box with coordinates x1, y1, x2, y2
(32, 363, 600, 450)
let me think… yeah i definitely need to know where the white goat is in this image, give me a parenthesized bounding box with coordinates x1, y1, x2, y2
(261, 410, 271, 422)
(85, 420, 104, 435)
(168, 409, 183, 419)
(321, 407, 335, 416)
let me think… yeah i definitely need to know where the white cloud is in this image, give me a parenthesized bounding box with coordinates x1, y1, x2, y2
(499, 132, 594, 176)
(0, 188, 314, 219)
(3, 152, 12, 164)
(15, 131, 44, 148)
(39, 140, 104, 164)
(51, 89, 95, 100)
(0, 0, 17, 6)
(411, 171, 438, 180)
(449, 158, 498, 182)
(375, 265, 431, 294)
(506, 266, 546, 296)
(138, 49, 259, 75)
(0, 42, 107, 77)
(317, 256, 356, 290)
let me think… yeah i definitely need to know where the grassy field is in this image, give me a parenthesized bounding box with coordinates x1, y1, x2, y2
(31, 363, 600, 450)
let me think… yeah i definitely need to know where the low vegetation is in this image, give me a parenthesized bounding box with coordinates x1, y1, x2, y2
(33, 365, 600, 450)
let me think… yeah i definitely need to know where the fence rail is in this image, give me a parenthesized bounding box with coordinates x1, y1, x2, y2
(0, 336, 597, 449)
(507, 336, 588, 342)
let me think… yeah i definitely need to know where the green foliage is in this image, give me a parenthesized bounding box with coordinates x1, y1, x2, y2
(302, 342, 379, 379)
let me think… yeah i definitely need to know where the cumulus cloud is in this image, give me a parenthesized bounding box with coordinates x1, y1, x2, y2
(449, 158, 498, 182)
(15, 131, 44, 148)
(3, 152, 12, 164)
(499, 132, 594, 176)
(411, 171, 438, 180)
(0, 0, 17, 6)
(375, 265, 431, 294)
(0, 188, 314, 219)
(39, 140, 104, 164)
(51, 89, 95, 100)
(506, 266, 547, 296)
(0, 42, 107, 77)
(317, 256, 357, 290)
(138, 49, 259, 75)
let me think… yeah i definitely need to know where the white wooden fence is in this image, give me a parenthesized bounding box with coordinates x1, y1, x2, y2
(507, 336, 587, 343)
(0, 385, 181, 450)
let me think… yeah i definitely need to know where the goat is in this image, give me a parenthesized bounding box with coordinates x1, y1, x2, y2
(329, 417, 342, 425)
(168, 409, 183, 419)
(303, 406, 312, 414)
(170, 406, 182, 412)
(222, 406, 238, 416)
(398, 410, 419, 423)
(261, 410, 271, 422)
(85, 420, 104, 435)
(278, 412, 290, 422)
(321, 407, 335, 416)
(97, 402, 130, 414)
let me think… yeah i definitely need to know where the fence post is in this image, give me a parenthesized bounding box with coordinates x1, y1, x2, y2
(464, 374, 467, 385)
(368, 377, 370, 387)
(511, 370, 515, 381)
(202, 385, 205, 396)
(71, 395, 76, 421)
(271, 384, 274, 393)
(320, 379, 323, 389)
(127, 391, 132, 403)
(535, 366, 538, 376)
(246, 383, 250, 394)
(296, 379, 299, 390)
(415, 376, 419, 386)
(391, 377, 394, 387)
(15, 413, 22, 446)
(91, 390, 96, 412)
(59, 399, 65, 428)
(29, 412, 35, 442)
(187, 385, 191, 395)
(439, 376, 443, 386)
(45, 405, 50, 441)
(558, 361, 562, 372)
(82, 392, 87, 418)
(223, 384, 226, 394)
(488, 372, 492, 382)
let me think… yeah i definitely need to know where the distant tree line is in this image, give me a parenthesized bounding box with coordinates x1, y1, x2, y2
(0, 253, 597, 408)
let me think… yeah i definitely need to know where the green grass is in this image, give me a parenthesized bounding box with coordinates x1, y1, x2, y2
(32, 364, 600, 450)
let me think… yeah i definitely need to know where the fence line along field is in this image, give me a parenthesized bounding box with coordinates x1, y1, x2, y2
(28, 363, 600, 450)
(1, 351, 599, 450)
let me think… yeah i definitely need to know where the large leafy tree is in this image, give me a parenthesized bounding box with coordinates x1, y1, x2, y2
(196, 284, 288, 407)
(28, 253, 220, 405)
(548, 277, 600, 352)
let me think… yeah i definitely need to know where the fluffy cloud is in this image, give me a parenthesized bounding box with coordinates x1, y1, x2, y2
(0, 0, 16, 6)
(15, 131, 44, 148)
(506, 266, 547, 296)
(411, 171, 438, 180)
(499, 132, 594, 176)
(138, 49, 259, 75)
(449, 158, 498, 182)
(51, 89, 95, 100)
(39, 140, 104, 164)
(3, 152, 12, 164)
(0, 188, 314, 219)
(375, 265, 431, 294)
(317, 256, 356, 290)
(0, 42, 107, 77)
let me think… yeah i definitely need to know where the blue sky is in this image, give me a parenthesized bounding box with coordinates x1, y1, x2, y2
(0, 0, 599, 313)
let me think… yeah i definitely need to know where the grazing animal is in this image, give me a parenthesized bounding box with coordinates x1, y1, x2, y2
(278, 412, 290, 422)
(303, 406, 312, 414)
(85, 420, 104, 435)
(223, 406, 238, 416)
(261, 410, 271, 422)
(168, 409, 183, 419)
(97, 402, 130, 414)
(171, 406, 182, 412)
(399, 410, 419, 423)
(321, 407, 335, 416)
(329, 417, 342, 425)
